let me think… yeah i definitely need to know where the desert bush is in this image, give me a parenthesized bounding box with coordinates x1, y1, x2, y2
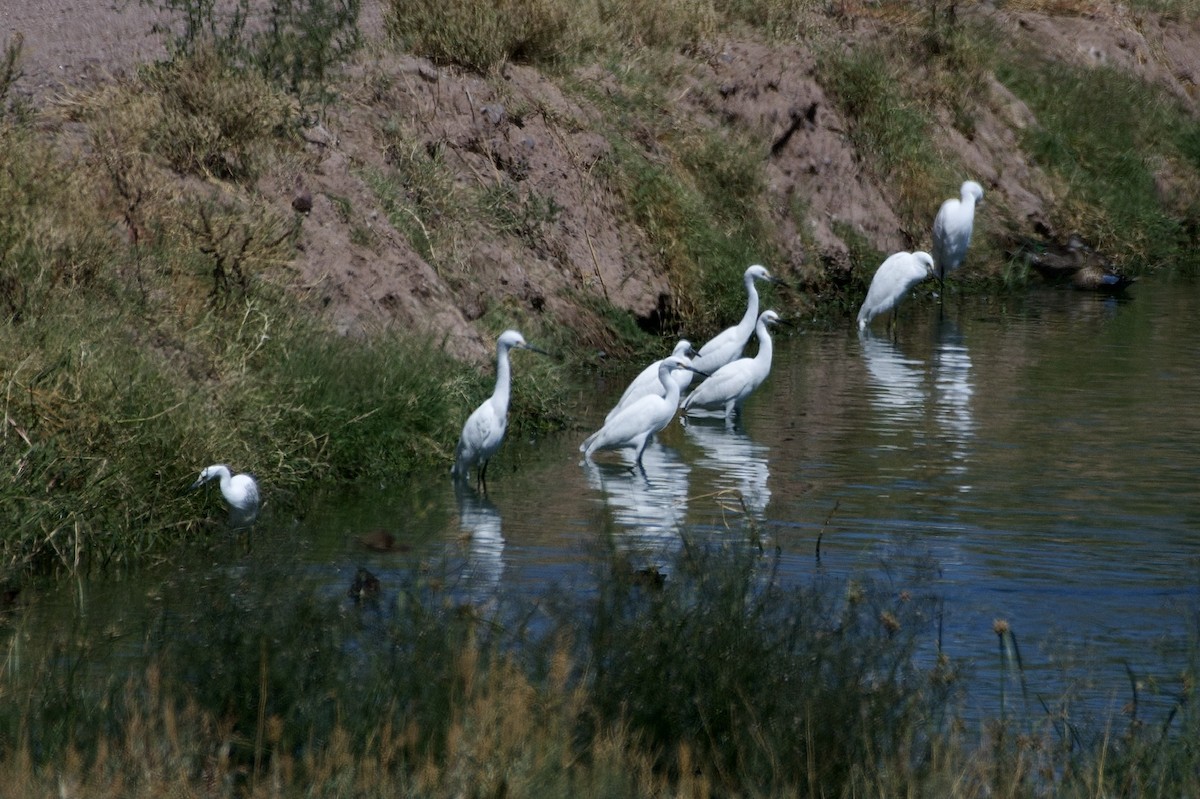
(140, 45, 296, 181)
(149, 0, 362, 100)
(386, 0, 586, 72)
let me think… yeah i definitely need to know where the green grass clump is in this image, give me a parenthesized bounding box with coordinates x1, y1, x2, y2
(386, 0, 587, 72)
(138, 46, 297, 181)
(819, 44, 951, 227)
(996, 54, 1200, 272)
(576, 56, 781, 337)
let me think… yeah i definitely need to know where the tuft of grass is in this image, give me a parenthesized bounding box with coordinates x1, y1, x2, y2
(819, 44, 951, 228)
(576, 56, 781, 337)
(996, 53, 1200, 272)
(386, 0, 588, 72)
(139, 46, 297, 181)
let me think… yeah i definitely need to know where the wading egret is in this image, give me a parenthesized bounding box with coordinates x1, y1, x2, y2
(932, 180, 985, 290)
(581, 356, 707, 467)
(452, 329, 547, 490)
(690, 265, 785, 377)
(682, 310, 782, 421)
(857, 251, 935, 332)
(191, 464, 260, 528)
(604, 339, 698, 424)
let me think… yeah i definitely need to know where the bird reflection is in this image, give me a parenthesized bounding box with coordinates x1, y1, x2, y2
(454, 485, 505, 602)
(858, 328, 928, 425)
(584, 442, 691, 561)
(682, 417, 772, 519)
(932, 319, 976, 490)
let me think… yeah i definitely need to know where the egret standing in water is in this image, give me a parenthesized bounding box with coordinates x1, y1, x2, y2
(857, 251, 935, 332)
(452, 329, 547, 491)
(604, 339, 698, 424)
(932, 180, 985, 291)
(682, 310, 783, 421)
(191, 464, 260, 529)
(582, 356, 707, 467)
(690, 265, 785, 377)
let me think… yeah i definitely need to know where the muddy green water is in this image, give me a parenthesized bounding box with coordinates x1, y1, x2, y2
(12, 277, 1200, 723)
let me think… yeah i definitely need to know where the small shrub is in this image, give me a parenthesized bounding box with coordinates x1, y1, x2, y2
(141, 46, 295, 180)
(386, 0, 584, 72)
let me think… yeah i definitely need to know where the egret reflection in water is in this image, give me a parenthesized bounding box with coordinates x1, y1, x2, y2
(454, 485, 505, 603)
(584, 442, 691, 565)
(932, 319, 976, 490)
(682, 416, 772, 518)
(858, 329, 928, 426)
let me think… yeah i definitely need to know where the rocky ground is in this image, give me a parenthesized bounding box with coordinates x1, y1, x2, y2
(2, 0, 1197, 361)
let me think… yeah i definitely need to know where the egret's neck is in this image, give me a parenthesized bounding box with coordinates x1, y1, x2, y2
(738, 276, 761, 333)
(492, 345, 513, 413)
(755, 324, 774, 366)
(659, 364, 681, 404)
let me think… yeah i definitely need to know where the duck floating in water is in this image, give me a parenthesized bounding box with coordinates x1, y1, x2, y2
(1016, 233, 1135, 293)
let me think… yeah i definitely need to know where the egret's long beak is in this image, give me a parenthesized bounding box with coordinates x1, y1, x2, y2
(768, 276, 790, 290)
(685, 346, 700, 359)
(522, 343, 552, 357)
(684, 365, 710, 378)
(189, 477, 205, 491)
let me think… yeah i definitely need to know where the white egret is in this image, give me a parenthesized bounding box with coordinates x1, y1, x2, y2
(857, 251, 934, 332)
(932, 180, 985, 289)
(191, 464, 260, 528)
(604, 339, 698, 424)
(452, 329, 547, 490)
(682, 310, 782, 421)
(581, 356, 707, 467)
(690, 264, 785, 377)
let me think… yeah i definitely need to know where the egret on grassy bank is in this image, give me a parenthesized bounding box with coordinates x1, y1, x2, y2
(690, 265, 785, 377)
(682, 310, 782, 421)
(452, 329, 547, 490)
(932, 180, 985, 291)
(604, 339, 698, 424)
(857, 251, 934, 332)
(191, 464, 260, 528)
(582, 356, 707, 467)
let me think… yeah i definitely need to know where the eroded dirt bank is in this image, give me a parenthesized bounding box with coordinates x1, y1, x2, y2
(3, 0, 1197, 361)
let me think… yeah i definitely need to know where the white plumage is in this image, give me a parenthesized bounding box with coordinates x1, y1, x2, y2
(452, 329, 545, 489)
(682, 310, 782, 420)
(857, 251, 934, 331)
(690, 265, 784, 377)
(191, 464, 260, 528)
(604, 339, 697, 424)
(582, 356, 705, 466)
(932, 180, 984, 286)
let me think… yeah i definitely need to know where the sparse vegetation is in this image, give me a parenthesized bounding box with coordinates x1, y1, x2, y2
(0, 0, 1198, 793)
(996, 52, 1200, 271)
(2, 539, 1198, 797)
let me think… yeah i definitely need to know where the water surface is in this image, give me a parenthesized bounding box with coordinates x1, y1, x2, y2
(16, 278, 1200, 723)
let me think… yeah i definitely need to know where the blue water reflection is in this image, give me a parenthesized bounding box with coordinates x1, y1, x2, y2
(682, 417, 772, 519)
(454, 485, 505, 605)
(583, 442, 690, 570)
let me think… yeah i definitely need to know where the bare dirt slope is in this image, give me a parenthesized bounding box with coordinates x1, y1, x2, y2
(3, 1, 1197, 362)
